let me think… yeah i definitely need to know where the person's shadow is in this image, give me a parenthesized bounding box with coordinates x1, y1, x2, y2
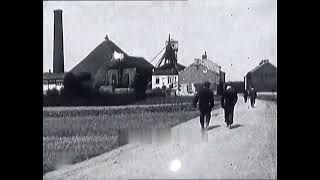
(230, 124, 243, 129)
(206, 125, 221, 131)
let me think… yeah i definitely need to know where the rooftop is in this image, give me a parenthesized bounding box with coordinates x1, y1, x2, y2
(108, 55, 154, 70)
(248, 59, 276, 74)
(153, 63, 185, 75)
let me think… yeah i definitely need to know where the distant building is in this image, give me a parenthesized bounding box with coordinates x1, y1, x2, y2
(152, 63, 185, 90)
(152, 34, 186, 92)
(44, 32, 153, 94)
(70, 35, 129, 88)
(43, 9, 65, 95)
(43, 71, 65, 94)
(105, 54, 154, 93)
(45, 9, 154, 95)
(177, 52, 225, 96)
(244, 59, 277, 92)
(70, 35, 154, 93)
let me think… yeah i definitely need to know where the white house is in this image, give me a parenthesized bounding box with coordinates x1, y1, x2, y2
(152, 74, 179, 89)
(151, 63, 185, 90)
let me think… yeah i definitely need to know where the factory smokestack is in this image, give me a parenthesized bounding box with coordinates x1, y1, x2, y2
(53, 9, 64, 73)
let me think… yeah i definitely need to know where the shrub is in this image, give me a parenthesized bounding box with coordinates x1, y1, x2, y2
(63, 72, 95, 98)
(46, 88, 60, 97)
(63, 72, 82, 97)
(43, 92, 137, 107)
(132, 72, 148, 100)
(59, 87, 64, 95)
(165, 89, 172, 97)
(147, 88, 165, 97)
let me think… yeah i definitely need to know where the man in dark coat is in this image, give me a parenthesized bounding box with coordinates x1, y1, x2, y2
(243, 89, 248, 103)
(249, 86, 257, 107)
(193, 81, 215, 130)
(221, 85, 238, 129)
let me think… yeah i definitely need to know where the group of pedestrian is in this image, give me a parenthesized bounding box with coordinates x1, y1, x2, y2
(244, 86, 257, 108)
(193, 81, 257, 130)
(193, 81, 238, 130)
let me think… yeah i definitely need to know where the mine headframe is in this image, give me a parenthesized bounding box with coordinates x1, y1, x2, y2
(151, 34, 179, 68)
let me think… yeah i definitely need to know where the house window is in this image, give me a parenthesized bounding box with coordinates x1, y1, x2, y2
(156, 77, 159, 84)
(123, 73, 129, 86)
(112, 74, 117, 85)
(187, 83, 193, 93)
(168, 77, 170, 84)
(174, 76, 177, 82)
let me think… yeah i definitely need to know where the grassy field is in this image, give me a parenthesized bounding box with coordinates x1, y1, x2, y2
(43, 103, 196, 117)
(43, 106, 201, 175)
(133, 96, 221, 105)
(133, 96, 194, 105)
(44, 92, 221, 107)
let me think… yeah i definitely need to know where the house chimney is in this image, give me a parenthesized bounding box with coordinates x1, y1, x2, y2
(259, 59, 269, 65)
(202, 51, 207, 59)
(105, 34, 109, 42)
(53, 9, 64, 74)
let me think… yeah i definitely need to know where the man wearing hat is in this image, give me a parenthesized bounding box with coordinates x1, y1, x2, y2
(249, 86, 257, 107)
(221, 85, 238, 129)
(193, 81, 215, 130)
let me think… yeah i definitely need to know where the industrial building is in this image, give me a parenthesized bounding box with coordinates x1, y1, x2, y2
(151, 34, 186, 92)
(44, 9, 229, 97)
(177, 52, 225, 96)
(44, 9, 154, 95)
(244, 59, 277, 92)
(43, 9, 65, 94)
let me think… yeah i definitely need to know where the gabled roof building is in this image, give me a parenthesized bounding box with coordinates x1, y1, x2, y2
(244, 59, 277, 92)
(177, 52, 225, 96)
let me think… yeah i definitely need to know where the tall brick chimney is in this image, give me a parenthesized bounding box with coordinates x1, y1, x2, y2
(53, 9, 64, 73)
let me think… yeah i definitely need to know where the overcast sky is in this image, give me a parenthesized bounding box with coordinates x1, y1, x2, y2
(43, 0, 276, 81)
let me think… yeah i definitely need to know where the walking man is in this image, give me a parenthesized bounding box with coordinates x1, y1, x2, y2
(221, 85, 238, 129)
(243, 89, 248, 103)
(249, 86, 257, 107)
(193, 81, 215, 130)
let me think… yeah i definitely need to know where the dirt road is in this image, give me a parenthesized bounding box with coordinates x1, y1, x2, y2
(44, 97, 277, 180)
